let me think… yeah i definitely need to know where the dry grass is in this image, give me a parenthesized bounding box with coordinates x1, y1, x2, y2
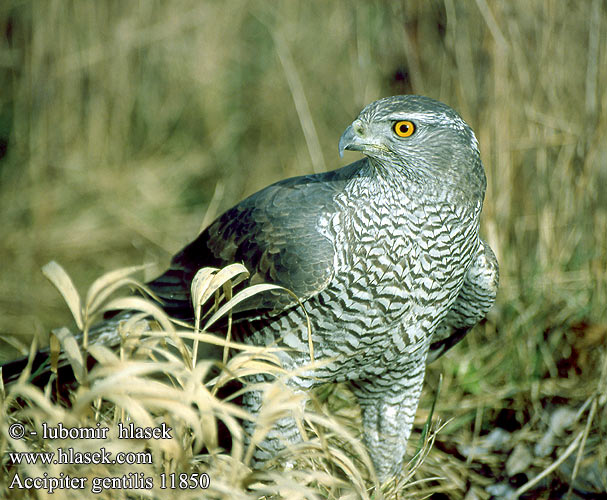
(1, 1, 607, 498)
(1, 263, 386, 499)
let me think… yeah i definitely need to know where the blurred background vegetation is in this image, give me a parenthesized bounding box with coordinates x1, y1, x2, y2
(1, 0, 606, 497)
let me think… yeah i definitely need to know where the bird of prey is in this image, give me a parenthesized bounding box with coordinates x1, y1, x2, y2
(145, 95, 498, 480)
(5, 95, 499, 481)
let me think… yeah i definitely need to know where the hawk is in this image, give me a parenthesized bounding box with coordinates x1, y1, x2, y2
(146, 95, 499, 479)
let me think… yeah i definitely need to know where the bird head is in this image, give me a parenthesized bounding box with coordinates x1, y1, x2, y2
(339, 95, 486, 200)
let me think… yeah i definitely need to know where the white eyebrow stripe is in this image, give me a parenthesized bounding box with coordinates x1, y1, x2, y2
(385, 111, 434, 122)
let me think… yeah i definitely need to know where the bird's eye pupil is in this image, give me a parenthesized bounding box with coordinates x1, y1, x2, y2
(393, 120, 415, 138)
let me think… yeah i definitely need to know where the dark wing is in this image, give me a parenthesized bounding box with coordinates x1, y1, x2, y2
(147, 161, 365, 320)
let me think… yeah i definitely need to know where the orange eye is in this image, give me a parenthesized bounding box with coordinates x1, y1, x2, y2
(393, 120, 415, 138)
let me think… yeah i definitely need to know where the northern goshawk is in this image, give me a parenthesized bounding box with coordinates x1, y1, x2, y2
(146, 95, 499, 480)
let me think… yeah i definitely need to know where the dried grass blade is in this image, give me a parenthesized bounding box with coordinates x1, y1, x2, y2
(87, 277, 146, 316)
(42, 261, 83, 330)
(203, 283, 286, 331)
(85, 264, 150, 312)
(51, 327, 85, 384)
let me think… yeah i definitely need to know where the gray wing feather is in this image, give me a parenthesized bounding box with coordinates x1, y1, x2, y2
(147, 162, 365, 319)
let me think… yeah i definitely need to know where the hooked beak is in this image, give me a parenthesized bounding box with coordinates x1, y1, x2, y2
(339, 124, 365, 158)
